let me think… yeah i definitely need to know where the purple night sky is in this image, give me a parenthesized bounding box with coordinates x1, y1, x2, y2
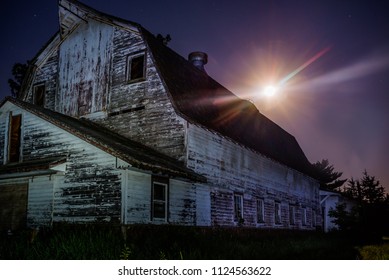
(1, 0, 388, 192)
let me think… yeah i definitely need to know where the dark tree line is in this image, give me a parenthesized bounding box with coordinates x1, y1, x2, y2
(313, 160, 389, 237)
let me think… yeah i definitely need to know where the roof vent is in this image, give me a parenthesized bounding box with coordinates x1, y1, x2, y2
(188, 51, 208, 72)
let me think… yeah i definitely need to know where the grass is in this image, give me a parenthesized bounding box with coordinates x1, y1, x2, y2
(357, 237, 389, 260)
(0, 224, 373, 260)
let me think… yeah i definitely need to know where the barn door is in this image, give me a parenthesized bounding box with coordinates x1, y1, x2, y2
(0, 184, 28, 231)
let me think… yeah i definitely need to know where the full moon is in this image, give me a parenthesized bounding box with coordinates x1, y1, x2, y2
(263, 85, 277, 96)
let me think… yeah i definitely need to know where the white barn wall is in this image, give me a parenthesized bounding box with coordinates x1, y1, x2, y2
(195, 183, 212, 226)
(122, 170, 151, 224)
(57, 19, 113, 116)
(1, 102, 122, 224)
(27, 175, 55, 227)
(169, 179, 196, 225)
(187, 123, 320, 229)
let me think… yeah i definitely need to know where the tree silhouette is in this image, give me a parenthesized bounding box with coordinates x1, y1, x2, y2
(156, 34, 171, 46)
(331, 170, 389, 237)
(8, 61, 30, 98)
(312, 159, 347, 190)
(343, 170, 386, 204)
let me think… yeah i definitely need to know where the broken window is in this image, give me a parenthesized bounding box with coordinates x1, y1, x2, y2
(33, 84, 45, 107)
(256, 199, 264, 223)
(275, 201, 281, 224)
(8, 114, 22, 163)
(127, 52, 146, 82)
(151, 178, 168, 220)
(234, 194, 243, 221)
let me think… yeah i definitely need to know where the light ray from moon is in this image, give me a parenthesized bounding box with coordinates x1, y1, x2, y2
(279, 46, 332, 86)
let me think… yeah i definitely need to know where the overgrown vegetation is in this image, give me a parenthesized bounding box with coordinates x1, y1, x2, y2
(0, 224, 367, 260)
(357, 243, 389, 260)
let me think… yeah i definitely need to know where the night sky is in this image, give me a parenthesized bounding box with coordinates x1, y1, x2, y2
(1, 0, 388, 192)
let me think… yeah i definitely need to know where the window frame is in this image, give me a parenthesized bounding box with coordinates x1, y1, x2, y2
(151, 177, 169, 221)
(274, 201, 281, 225)
(233, 193, 244, 222)
(256, 198, 265, 224)
(289, 205, 296, 225)
(126, 51, 146, 83)
(312, 210, 316, 227)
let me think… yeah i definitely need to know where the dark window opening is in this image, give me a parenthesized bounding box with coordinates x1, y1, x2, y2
(8, 114, 22, 163)
(33, 84, 45, 107)
(289, 205, 295, 225)
(257, 199, 264, 223)
(302, 207, 307, 226)
(108, 105, 145, 117)
(127, 53, 145, 82)
(275, 201, 281, 224)
(234, 194, 243, 221)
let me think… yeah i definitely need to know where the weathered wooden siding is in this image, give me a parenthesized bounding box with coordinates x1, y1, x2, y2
(187, 123, 320, 229)
(57, 19, 113, 116)
(195, 184, 211, 226)
(122, 170, 197, 225)
(122, 170, 151, 224)
(169, 179, 196, 225)
(96, 27, 187, 160)
(27, 175, 55, 227)
(0, 103, 121, 224)
(52, 148, 121, 223)
(0, 112, 6, 164)
(25, 51, 59, 110)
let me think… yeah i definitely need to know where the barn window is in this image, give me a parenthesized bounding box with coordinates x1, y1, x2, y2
(33, 84, 45, 107)
(274, 201, 281, 224)
(8, 114, 22, 163)
(289, 205, 295, 225)
(234, 193, 243, 221)
(151, 177, 168, 221)
(256, 199, 264, 223)
(302, 207, 307, 226)
(127, 52, 146, 82)
(312, 210, 316, 227)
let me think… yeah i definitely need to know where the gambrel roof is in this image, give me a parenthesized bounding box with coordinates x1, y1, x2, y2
(0, 97, 206, 182)
(142, 28, 314, 176)
(24, 0, 315, 177)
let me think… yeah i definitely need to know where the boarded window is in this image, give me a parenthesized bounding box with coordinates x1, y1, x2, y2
(127, 53, 146, 82)
(234, 194, 243, 221)
(152, 180, 168, 220)
(8, 114, 22, 163)
(256, 199, 264, 223)
(0, 184, 28, 231)
(275, 201, 281, 224)
(33, 84, 45, 107)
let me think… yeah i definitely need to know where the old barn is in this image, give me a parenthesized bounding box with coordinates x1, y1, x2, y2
(0, 0, 320, 231)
